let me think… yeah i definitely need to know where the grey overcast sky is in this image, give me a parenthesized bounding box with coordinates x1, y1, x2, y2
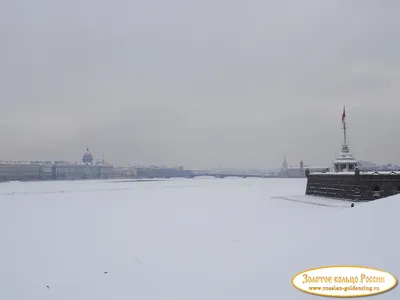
(1, 0, 400, 169)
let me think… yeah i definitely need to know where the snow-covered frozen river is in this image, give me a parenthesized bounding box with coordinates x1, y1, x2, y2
(0, 177, 398, 299)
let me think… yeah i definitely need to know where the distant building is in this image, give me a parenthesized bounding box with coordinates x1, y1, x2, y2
(0, 148, 113, 182)
(357, 161, 400, 172)
(0, 163, 41, 181)
(82, 148, 94, 163)
(357, 160, 378, 170)
(278, 158, 329, 178)
(113, 166, 137, 178)
(135, 165, 194, 178)
(52, 148, 113, 180)
(52, 162, 113, 180)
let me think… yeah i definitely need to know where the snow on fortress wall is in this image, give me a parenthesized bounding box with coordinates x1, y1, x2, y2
(306, 170, 400, 201)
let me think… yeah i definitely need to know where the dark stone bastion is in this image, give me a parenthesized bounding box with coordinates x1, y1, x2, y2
(305, 168, 400, 201)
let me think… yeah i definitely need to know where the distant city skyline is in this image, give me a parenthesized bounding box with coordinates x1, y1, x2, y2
(2, 1, 400, 169)
(1, 146, 398, 171)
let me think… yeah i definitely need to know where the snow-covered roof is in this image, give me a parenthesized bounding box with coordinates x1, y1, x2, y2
(288, 166, 328, 170)
(332, 159, 358, 164)
(308, 171, 355, 175)
(309, 171, 400, 176)
(332, 143, 357, 165)
(360, 171, 400, 175)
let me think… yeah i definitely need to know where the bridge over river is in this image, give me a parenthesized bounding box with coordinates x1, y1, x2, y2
(188, 169, 279, 178)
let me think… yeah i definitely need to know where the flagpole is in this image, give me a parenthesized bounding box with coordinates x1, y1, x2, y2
(342, 106, 347, 145)
(343, 118, 347, 145)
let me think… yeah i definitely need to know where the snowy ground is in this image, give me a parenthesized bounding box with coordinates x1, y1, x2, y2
(0, 177, 398, 299)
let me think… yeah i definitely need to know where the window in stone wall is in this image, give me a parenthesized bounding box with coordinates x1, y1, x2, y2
(372, 185, 381, 192)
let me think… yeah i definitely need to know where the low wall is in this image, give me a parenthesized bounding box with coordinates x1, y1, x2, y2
(305, 171, 400, 201)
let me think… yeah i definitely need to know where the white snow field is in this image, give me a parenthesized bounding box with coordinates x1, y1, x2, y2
(0, 177, 398, 299)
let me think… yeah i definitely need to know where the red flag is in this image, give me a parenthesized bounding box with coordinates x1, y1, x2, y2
(342, 106, 346, 123)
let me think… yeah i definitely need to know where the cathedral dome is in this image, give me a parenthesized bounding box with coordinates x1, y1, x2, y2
(82, 148, 93, 163)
